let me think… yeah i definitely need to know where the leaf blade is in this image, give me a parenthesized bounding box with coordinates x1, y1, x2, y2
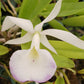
(0, 45, 9, 55)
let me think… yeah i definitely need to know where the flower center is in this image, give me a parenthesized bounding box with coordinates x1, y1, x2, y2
(29, 47, 39, 59)
(28, 47, 39, 63)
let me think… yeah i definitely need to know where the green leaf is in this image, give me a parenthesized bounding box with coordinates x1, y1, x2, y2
(59, 2, 84, 17)
(1, 3, 6, 12)
(40, 2, 84, 17)
(62, 0, 78, 2)
(55, 77, 65, 84)
(19, 0, 51, 21)
(0, 45, 9, 55)
(49, 20, 68, 31)
(53, 55, 75, 68)
(41, 40, 84, 59)
(62, 15, 84, 27)
(78, 69, 84, 74)
(80, 36, 84, 40)
(76, 9, 84, 15)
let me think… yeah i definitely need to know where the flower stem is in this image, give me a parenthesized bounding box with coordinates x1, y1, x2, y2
(61, 71, 70, 84)
(7, 0, 17, 16)
(1, 0, 16, 16)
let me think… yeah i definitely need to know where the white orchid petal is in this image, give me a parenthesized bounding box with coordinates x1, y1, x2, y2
(9, 49, 56, 83)
(35, 0, 62, 31)
(42, 0, 62, 23)
(42, 29, 84, 49)
(5, 33, 33, 44)
(2, 16, 33, 32)
(41, 35, 57, 54)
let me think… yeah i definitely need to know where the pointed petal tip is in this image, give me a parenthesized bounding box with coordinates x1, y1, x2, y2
(4, 33, 32, 45)
(4, 41, 11, 45)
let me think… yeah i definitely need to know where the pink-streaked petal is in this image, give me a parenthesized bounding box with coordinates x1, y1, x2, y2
(1, 16, 33, 32)
(40, 35, 57, 54)
(35, 0, 62, 31)
(9, 49, 56, 83)
(5, 33, 33, 44)
(42, 29, 84, 49)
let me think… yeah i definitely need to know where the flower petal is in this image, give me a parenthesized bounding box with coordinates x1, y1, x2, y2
(2, 16, 33, 32)
(42, 29, 84, 49)
(9, 49, 56, 83)
(35, 0, 62, 31)
(5, 33, 33, 44)
(40, 35, 57, 54)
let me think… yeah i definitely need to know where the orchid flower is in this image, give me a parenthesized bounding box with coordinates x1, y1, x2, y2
(1, 0, 84, 83)
(9, 32, 56, 83)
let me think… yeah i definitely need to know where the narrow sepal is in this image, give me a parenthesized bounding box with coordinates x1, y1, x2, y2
(42, 29, 84, 49)
(5, 33, 33, 44)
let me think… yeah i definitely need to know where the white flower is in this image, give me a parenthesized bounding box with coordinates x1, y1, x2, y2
(9, 32, 56, 83)
(1, 0, 84, 83)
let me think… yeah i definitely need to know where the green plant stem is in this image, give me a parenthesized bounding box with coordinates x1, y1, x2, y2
(61, 70, 70, 84)
(67, 68, 76, 75)
(3, 64, 22, 84)
(1, 0, 15, 16)
(3, 64, 15, 80)
(7, 0, 17, 16)
(55, 72, 58, 78)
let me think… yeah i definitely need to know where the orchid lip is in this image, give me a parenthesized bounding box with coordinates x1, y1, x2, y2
(9, 49, 56, 83)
